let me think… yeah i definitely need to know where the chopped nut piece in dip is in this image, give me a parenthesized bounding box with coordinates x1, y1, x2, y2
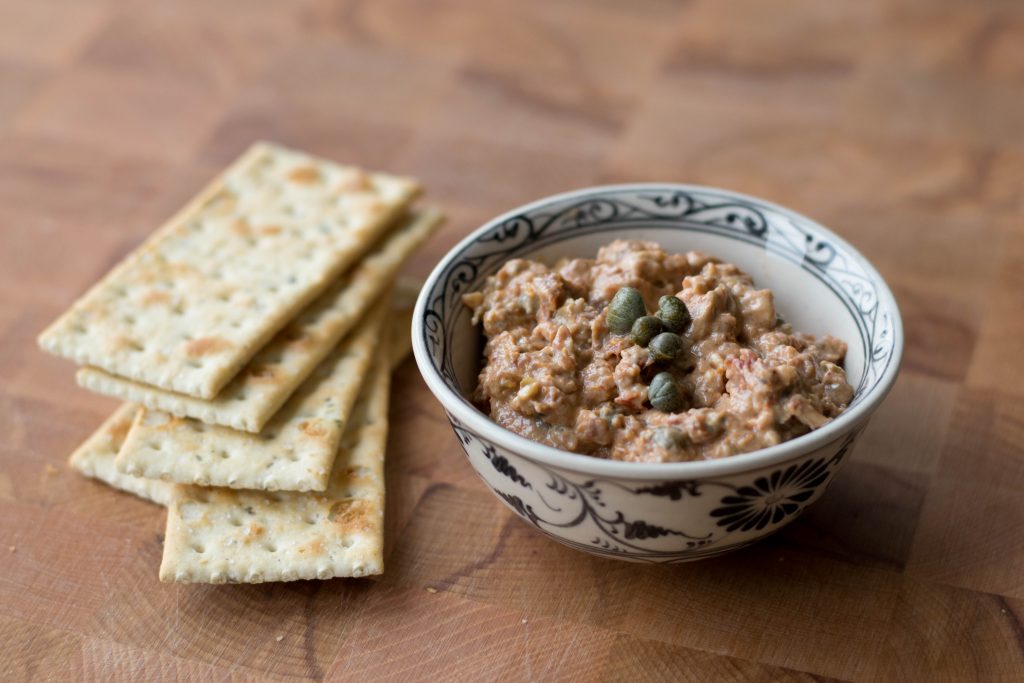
(462, 240, 854, 463)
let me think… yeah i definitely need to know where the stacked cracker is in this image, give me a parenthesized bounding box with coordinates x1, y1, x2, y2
(40, 142, 442, 584)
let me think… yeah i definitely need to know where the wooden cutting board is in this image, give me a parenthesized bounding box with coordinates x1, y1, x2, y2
(2, 0, 1023, 680)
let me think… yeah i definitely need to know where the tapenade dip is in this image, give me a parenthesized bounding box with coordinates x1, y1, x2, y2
(462, 240, 854, 463)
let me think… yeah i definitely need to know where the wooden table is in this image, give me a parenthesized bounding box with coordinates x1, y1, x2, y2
(2, 0, 1023, 680)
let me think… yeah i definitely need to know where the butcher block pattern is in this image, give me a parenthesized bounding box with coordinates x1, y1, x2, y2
(1, 0, 1023, 680)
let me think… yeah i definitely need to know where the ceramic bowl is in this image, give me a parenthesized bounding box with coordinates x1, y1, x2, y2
(412, 184, 903, 562)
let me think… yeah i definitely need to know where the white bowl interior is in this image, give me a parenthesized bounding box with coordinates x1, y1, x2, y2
(447, 227, 866, 401)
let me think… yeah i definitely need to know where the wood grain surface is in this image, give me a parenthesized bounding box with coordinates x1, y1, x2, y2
(2, 0, 1023, 680)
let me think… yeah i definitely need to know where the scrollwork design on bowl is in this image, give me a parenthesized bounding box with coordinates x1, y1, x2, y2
(448, 414, 858, 563)
(422, 186, 896, 406)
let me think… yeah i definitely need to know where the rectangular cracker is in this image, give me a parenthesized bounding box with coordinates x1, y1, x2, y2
(116, 302, 388, 492)
(68, 404, 174, 506)
(76, 208, 442, 432)
(39, 142, 421, 399)
(66, 301, 414, 507)
(159, 344, 392, 583)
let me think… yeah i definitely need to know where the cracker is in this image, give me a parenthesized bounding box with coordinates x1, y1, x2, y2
(387, 276, 422, 369)
(63, 289, 412, 508)
(116, 303, 388, 492)
(39, 142, 421, 399)
(76, 209, 443, 432)
(68, 404, 174, 506)
(159, 345, 392, 583)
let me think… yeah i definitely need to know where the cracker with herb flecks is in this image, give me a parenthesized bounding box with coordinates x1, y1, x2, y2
(40, 142, 421, 399)
(116, 303, 387, 492)
(69, 294, 414, 508)
(68, 404, 174, 506)
(160, 345, 391, 583)
(76, 209, 442, 432)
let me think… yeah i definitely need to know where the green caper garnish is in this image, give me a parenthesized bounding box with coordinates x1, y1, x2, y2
(653, 427, 684, 450)
(649, 372, 684, 412)
(657, 295, 691, 333)
(607, 287, 645, 334)
(648, 332, 683, 361)
(630, 315, 662, 346)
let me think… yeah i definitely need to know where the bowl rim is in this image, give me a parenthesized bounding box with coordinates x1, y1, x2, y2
(412, 182, 904, 479)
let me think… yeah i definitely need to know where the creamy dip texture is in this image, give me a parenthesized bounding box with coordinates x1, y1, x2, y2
(462, 240, 854, 463)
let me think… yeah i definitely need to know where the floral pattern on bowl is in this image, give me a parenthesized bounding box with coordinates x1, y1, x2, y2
(413, 184, 902, 562)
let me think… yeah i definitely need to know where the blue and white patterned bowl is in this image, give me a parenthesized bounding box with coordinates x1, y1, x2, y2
(412, 185, 903, 562)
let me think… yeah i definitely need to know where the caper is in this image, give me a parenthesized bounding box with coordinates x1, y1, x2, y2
(607, 287, 646, 334)
(653, 427, 684, 450)
(630, 315, 662, 347)
(649, 372, 684, 412)
(648, 332, 684, 362)
(657, 295, 691, 334)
